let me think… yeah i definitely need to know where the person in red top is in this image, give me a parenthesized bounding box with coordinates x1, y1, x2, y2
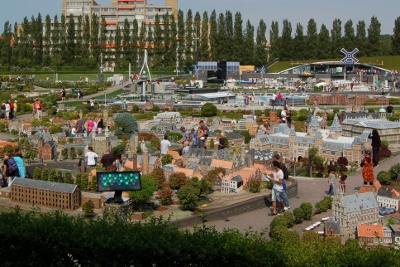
(33, 99, 43, 119)
(277, 92, 283, 106)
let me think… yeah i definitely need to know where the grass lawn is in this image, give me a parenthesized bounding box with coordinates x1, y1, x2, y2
(32, 73, 117, 82)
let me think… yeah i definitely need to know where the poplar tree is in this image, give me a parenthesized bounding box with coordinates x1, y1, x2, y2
(169, 14, 178, 66)
(114, 26, 122, 67)
(255, 19, 268, 66)
(184, 9, 194, 69)
(306, 19, 318, 60)
(122, 18, 130, 61)
(0, 21, 12, 65)
(153, 14, 163, 66)
(355, 20, 367, 57)
(11, 22, 20, 64)
(75, 15, 83, 65)
(209, 10, 218, 60)
(269, 21, 280, 61)
(82, 15, 90, 62)
(225, 11, 233, 61)
(216, 12, 227, 60)
(243, 20, 254, 64)
(193, 11, 201, 63)
(33, 13, 43, 65)
(131, 19, 139, 67)
(293, 23, 305, 61)
(330, 19, 342, 58)
(233, 12, 244, 63)
(60, 14, 67, 63)
(99, 17, 107, 63)
(162, 13, 173, 67)
(367, 16, 381, 56)
(43, 15, 52, 66)
(199, 11, 209, 61)
(177, 9, 185, 64)
(392, 16, 400, 55)
(317, 24, 330, 59)
(343, 20, 355, 51)
(280, 19, 293, 61)
(66, 14, 76, 65)
(90, 14, 100, 61)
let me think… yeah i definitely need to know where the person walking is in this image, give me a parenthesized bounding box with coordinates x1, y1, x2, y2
(33, 99, 42, 119)
(218, 132, 226, 150)
(198, 120, 209, 149)
(97, 118, 104, 134)
(361, 151, 374, 186)
(368, 129, 381, 167)
(273, 154, 290, 210)
(268, 161, 285, 216)
(339, 174, 347, 194)
(386, 104, 393, 117)
(61, 88, 66, 102)
(100, 148, 115, 171)
(90, 98, 95, 111)
(13, 152, 26, 178)
(160, 134, 171, 156)
(85, 147, 98, 169)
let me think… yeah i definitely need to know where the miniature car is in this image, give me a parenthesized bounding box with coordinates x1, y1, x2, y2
(379, 207, 396, 215)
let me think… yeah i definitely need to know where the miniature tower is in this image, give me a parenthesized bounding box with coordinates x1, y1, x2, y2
(132, 148, 137, 171)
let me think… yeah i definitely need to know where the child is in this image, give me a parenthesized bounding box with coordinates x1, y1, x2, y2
(339, 174, 347, 194)
(327, 169, 336, 196)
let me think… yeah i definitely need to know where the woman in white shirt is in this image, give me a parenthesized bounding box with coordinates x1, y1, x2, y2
(71, 126, 76, 137)
(85, 146, 98, 167)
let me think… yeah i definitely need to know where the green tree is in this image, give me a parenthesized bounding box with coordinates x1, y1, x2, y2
(243, 20, 255, 64)
(317, 24, 330, 59)
(75, 173, 82, 189)
(282, 212, 295, 228)
(64, 172, 73, 184)
(199, 11, 209, 61)
(392, 16, 400, 55)
(24, 150, 37, 163)
(254, 19, 268, 66)
(169, 172, 188, 190)
(128, 175, 157, 211)
(184, 9, 194, 69)
(161, 154, 174, 166)
(193, 11, 201, 63)
(306, 19, 318, 60)
(89, 175, 97, 192)
(293, 23, 305, 60)
(269, 21, 280, 61)
(153, 14, 163, 66)
(90, 13, 100, 62)
(331, 19, 343, 58)
(149, 168, 165, 186)
(82, 15, 91, 62)
(114, 26, 122, 67)
(114, 113, 138, 139)
(269, 216, 288, 238)
(81, 173, 89, 191)
(343, 20, 356, 51)
(355, 20, 368, 57)
(69, 147, 76, 159)
(41, 168, 49, 181)
(367, 16, 381, 56)
(33, 167, 42, 180)
(74, 15, 83, 65)
(48, 169, 57, 182)
(60, 14, 67, 63)
(280, 19, 293, 61)
(248, 178, 261, 193)
(82, 200, 95, 217)
(209, 10, 218, 60)
(201, 103, 217, 117)
(66, 14, 76, 64)
(57, 170, 63, 183)
(177, 185, 199, 210)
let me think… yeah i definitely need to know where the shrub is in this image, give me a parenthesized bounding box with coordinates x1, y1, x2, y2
(300, 202, 313, 220)
(315, 196, 333, 213)
(161, 154, 174, 166)
(64, 172, 73, 184)
(159, 187, 174, 205)
(389, 163, 400, 181)
(82, 200, 95, 218)
(169, 172, 188, 190)
(293, 207, 304, 224)
(41, 168, 49, 181)
(249, 178, 261, 193)
(177, 185, 199, 210)
(269, 216, 288, 238)
(282, 211, 295, 228)
(377, 171, 392, 185)
(150, 168, 165, 186)
(201, 103, 217, 117)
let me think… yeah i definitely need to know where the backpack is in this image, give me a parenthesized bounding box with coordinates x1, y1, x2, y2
(279, 162, 289, 179)
(282, 180, 287, 190)
(7, 157, 19, 174)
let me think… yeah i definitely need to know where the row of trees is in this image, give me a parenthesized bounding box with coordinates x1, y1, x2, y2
(1, 10, 400, 69)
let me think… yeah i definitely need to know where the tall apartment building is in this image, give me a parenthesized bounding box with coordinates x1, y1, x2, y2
(62, 0, 178, 34)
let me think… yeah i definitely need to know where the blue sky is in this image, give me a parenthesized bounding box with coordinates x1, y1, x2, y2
(0, 0, 398, 35)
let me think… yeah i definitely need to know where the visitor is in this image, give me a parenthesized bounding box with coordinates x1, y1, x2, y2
(360, 151, 374, 186)
(178, 126, 190, 145)
(198, 120, 209, 149)
(273, 154, 290, 210)
(100, 148, 115, 171)
(339, 174, 347, 194)
(97, 118, 104, 134)
(90, 98, 95, 111)
(191, 128, 198, 148)
(85, 147, 98, 169)
(61, 88, 66, 102)
(280, 108, 287, 124)
(76, 116, 85, 137)
(271, 92, 277, 107)
(33, 99, 42, 119)
(327, 169, 336, 196)
(277, 92, 283, 106)
(160, 134, 171, 157)
(71, 126, 76, 137)
(386, 104, 393, 117)
(182, 141, 190, 155)
(4, 100, 10, 120)
(3, 153, 18, 186)
(286, 110, 292, 128)
(113, 153, 124, 172)
(13, 152, 26, 178)
(268, 161, 285, 216)
(87, 118, 95, 134)
(218, 132, 226, 150)
(368, 129, 381, 167)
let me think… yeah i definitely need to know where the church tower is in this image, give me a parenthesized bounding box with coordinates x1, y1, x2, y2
(142, 140, 149, 175)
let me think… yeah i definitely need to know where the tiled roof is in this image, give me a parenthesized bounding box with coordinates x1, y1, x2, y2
(211, 159, 233, 169)
(344, 192, 378, 213)
(173, 167, 195, 177)
(357, 224, 384, 238)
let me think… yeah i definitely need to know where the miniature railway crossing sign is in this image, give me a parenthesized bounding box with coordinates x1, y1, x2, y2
(340, 48, 359, 64)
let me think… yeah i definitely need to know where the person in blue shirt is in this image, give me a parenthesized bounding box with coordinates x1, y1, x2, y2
(13, 152, 26, 178)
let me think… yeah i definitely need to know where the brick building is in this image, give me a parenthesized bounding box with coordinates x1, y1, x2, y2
(11, 178, 81, 211)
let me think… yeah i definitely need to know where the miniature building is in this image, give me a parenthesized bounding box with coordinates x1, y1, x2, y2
(376, 188, 400, 210)
(323, 221, 341, 240)
(221, 175, 243, 194)
(332, 191, 379, 231)
(356, 224, 384, 244)
(388, 224, 400, 246)
(11, 178, 81, 211)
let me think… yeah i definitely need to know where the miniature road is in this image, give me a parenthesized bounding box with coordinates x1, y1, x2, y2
(202, 153, 400, 234)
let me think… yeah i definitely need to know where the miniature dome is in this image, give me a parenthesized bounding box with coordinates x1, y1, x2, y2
(379, 106, 386, 113)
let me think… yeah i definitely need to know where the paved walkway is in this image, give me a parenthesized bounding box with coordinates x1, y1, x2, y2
(201, 153, 400, 233)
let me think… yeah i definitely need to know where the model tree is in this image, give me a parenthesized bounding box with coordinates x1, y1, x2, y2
(57, 170, 63, 183)
(81, 173, 89, 191)
(128, 175, 157, 211)
(64, 172, 73, 184)
(41, 168, 49, 181)
(169, 172, 188, 190)
(201, 103, 217, 117)
(114, 113, 139, 139)
(75, 173, 82, 189)
(33, 167, 42, 180)
(48, 169, 57, 182)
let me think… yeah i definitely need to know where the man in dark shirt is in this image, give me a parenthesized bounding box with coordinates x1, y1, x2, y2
(387, 104, 393, 117)
(100, 148, 115, 171)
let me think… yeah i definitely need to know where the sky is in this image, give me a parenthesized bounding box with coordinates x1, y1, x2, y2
(0, 0, 398, 35)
